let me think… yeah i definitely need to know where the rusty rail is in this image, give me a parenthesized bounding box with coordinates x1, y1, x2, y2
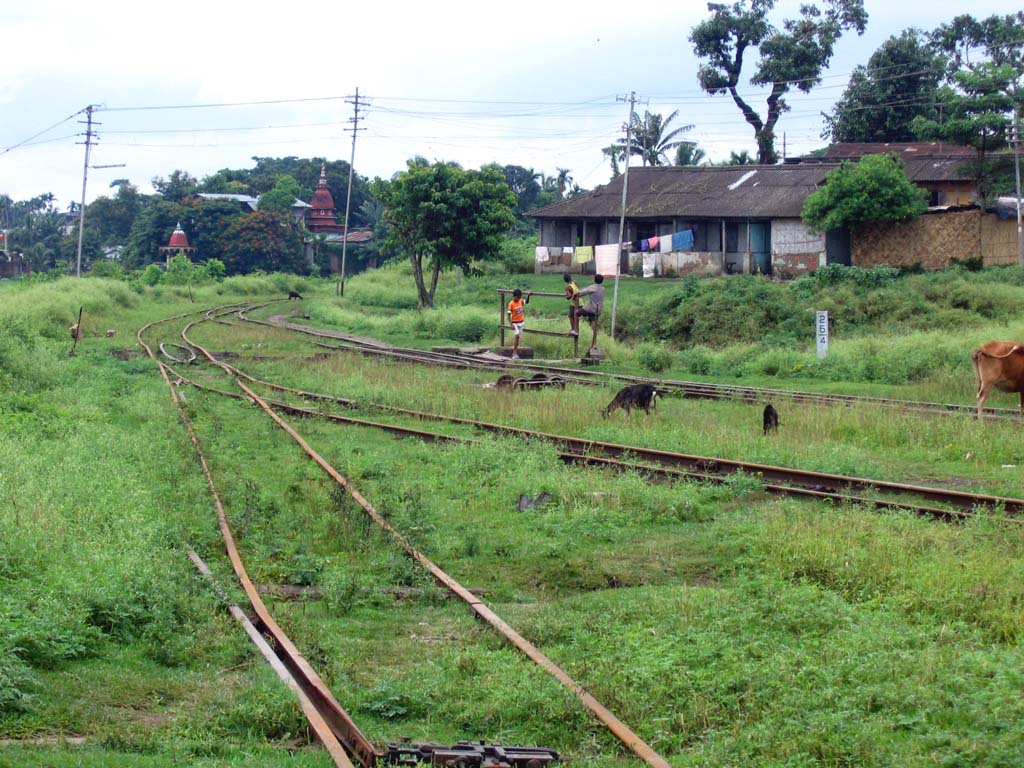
(236, 309, 1021, 421)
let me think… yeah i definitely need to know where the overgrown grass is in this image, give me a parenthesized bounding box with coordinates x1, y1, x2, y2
(5, 270, 1024, 767)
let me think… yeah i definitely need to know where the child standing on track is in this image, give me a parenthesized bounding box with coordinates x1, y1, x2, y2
(507, 288, 531, 360)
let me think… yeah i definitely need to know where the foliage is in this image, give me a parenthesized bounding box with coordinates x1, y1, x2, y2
(911, 63, 1017, 201)
(141, 264, 164, 286)
(636, 342, 675, 373)
(373, 161, 517, 308)
(673, 142, 707, 166)
(217, 211, 307, 276)
(151, 170, 198, 202)
(690, 0, 868, 163)
(256, 175, 302, 216)
(608, 110, 695, 168)
(823, 29, 945, 143)
(802, 154, 928, 233)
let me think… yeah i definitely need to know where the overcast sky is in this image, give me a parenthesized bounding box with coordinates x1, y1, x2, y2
(2, 0, 1021, 210)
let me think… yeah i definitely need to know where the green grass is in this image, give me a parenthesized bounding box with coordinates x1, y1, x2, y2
(4, 271, 1024, 767)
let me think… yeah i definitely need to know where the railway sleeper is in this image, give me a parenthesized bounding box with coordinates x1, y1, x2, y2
(383, 740, 561, 768)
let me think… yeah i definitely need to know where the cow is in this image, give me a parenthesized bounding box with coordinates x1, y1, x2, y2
(603, 384, 659, 417)
(763, 403, 779, 435)
(972, 341, 1024, 417)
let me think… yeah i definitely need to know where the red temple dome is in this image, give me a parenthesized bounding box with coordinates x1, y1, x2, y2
(167, 222, 190, 248)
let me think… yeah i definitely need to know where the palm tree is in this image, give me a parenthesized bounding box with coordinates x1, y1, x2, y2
(602, 144, 624, 178)
(632, 110, 695, 166)
(674, 142, 707, 166)
(555, 167, 573, 198)
(720, 150, 756, 166)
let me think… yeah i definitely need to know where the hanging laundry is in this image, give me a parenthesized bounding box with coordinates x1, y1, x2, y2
(648, 236, 660, 250)
(535, 246, 549, 263)
(659, 236, 673, 253)
(563, 246, 574, 256)
(642, 253, 657, 278)
(575, 245, 594, 263)
(640, 239, 650, 252)
(594, 243, 620, 276)
(673, 229, 695, 251)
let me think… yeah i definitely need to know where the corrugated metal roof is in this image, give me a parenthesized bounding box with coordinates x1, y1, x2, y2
(529, 165, 833, 220)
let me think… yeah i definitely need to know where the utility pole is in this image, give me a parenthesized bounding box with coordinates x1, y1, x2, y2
(75, 105, 99, 278)
(610, 91, 636, 341)
(339, 88, 365, 297)
(1013, 104, 1023, 266)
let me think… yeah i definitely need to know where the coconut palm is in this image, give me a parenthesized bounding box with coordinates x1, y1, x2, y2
(632, 110, 695, 166)
(674, 142, 707, 166)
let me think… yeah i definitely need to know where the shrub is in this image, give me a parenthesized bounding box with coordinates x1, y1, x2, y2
(141, 264, 164, 286)
(437, 308, 493, 343)
(636, 342, 674, 373)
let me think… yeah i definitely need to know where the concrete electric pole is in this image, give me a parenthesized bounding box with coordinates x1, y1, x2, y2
(339, 88, 365, 296)
(610, 91, 637, 341)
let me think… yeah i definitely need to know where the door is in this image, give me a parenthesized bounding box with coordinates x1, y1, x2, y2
(826, 229, 851, 265)
(749, 221, 771, 275)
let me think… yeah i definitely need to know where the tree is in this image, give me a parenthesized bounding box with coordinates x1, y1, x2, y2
(152, 170, 198, 202)
(604, 110, 695, 168)
(674, 142, 707, 166)
(801, 153, 928, 232)
(911, 64, 1017, 202)
(217, 211, 306, 275)
(823, 29, 945, 143)
(85, 181, 144, 247)
(373, 161, 516, 309)
(555, 168, 574, 197)
(632, 110, 695, 166)
(258, 175, 303, 216)
(917, 13, 1024, 201)
(691, 0, 868, 164)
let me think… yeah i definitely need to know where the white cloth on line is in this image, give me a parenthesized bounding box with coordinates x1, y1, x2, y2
(535, 246, 548, 263)
(659, 236, 673, 253)
(594, 243, 620, 277)
(642, 253, 657, 278)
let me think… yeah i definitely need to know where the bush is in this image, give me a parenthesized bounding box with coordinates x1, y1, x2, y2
(437, 308, 493, 343)
(141, 264, 164, 286)
(636, 342, 674, 373)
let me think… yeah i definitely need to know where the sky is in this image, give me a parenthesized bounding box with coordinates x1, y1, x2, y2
(2, 0, 1021, 211)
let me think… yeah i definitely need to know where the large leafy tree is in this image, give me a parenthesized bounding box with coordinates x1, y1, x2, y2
(823, 29, 945, 143)
(257, 175, 303, 216)
(84, 181, 145, 247)
(217, 211, 306, 275)
(915, 13, 1024, 201)
(802, 153, 927, 232)
(373, 161, 517, 308)
(691, 0, 868, 164)
(152, 170, 198, 202)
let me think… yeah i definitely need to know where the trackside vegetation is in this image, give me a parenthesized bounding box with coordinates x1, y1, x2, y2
(2, 265, 1024, 767)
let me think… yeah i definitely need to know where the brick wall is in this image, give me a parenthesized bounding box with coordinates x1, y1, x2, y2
(773, 252, 822, 278)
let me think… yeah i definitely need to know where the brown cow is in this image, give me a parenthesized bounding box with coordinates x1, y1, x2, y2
(972, 341, 1024, 417)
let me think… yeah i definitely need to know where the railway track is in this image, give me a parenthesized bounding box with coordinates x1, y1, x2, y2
(237, 307, 1020, 421)
(137, 302, 1024, 766)
(178, 305, 1024, 522)
(139, 305, 670, 768)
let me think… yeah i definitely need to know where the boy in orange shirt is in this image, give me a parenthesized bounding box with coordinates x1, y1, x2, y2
(507, 288, 531, 360)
